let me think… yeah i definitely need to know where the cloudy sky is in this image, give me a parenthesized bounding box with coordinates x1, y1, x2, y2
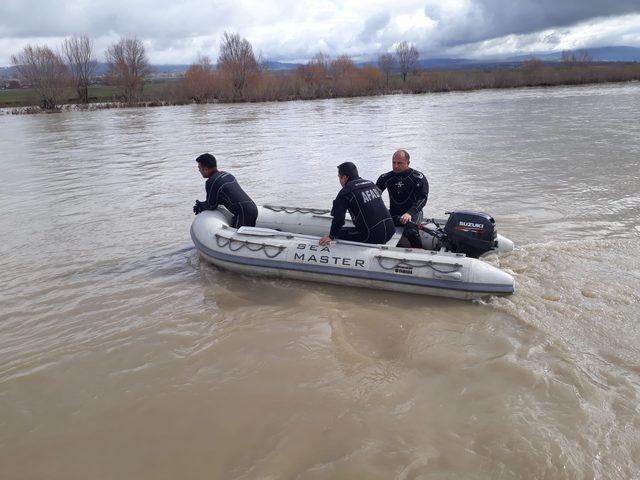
(1, 0, 640, 66)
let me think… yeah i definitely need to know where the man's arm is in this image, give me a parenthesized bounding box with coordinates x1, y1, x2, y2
(375, 174, 387, 193)
(329, 194, 347, 238)
(320, 194, 348, 245)
(205, 177, 222, 210)
(194, 176, 223, 215)
(407, 176, 429, 216)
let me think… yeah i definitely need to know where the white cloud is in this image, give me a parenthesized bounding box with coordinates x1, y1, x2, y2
(1, 0, 639, 65)
(444, 14, 640, 58)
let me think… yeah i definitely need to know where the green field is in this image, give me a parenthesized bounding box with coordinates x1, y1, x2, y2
(0, 83, 171, 108)
(0, 88, 38, 106)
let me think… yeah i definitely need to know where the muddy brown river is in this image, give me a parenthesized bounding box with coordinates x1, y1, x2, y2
(1, 83, 639, 479)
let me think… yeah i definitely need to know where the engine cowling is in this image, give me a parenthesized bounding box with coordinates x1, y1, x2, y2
(443, 211, 497, 258)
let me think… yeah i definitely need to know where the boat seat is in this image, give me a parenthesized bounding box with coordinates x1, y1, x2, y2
(386, 228, 405, 247)
(237, 226, 283, 236)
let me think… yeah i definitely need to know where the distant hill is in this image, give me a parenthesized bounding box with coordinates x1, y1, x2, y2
(504, 46, 640, 63)
(2, 46, 639, 78)
(415, 46, 640, 70)
(92, 63, 190, 75)
(397, 46, 640, 71)
(262, 60, 303, 71)
(0, 63, 191, 78)
(0, 66, 14, 77)
(0, 60, 304, 77)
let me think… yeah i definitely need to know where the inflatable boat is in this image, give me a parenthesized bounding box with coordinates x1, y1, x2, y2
(191, 205, 515, 300)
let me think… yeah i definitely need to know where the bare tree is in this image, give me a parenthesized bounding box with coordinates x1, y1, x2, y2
(395, 41, 419, 82)
(522, 57, 544, 73)
(61, 36, 96, 104)
(11, 45, 68, 111)
(184, 54, 217, 103)
(105, 37, 152, 104)
(561, 50, 593, 65)
(331, 55, 356, 78)
(310, 52, 331, 74)
(295, 52, 331, 97)
(578, 50, 593, 63)
(217, 32, 258, 97)
(378, 53, 395, 88)
(255, 50, 269, 70)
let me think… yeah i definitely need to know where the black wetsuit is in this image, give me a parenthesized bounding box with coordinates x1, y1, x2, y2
(329, 177, 395, 244)
(376, 168, 429, 248)
(203, 171, 258, 228)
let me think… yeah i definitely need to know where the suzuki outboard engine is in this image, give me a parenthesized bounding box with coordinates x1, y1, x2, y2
(443, 211, 497, 258)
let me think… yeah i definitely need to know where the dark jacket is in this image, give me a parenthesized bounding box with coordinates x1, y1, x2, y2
(204, 170, 256, 217)
(376, 168, 429, 217)
(330, 177, 394, 241)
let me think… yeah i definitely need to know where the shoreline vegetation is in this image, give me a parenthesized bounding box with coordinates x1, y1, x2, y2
(2, 33, 640, 115)
(3, 64, 640, 115)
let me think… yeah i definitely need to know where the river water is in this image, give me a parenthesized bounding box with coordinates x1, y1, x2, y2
(1, 83, 639, 479)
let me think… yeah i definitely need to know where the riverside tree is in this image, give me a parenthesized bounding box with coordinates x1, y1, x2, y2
(217, 32, 258, 98)
(331, 55, 356, 78)
(378, 53, 395, 88)
(395, 41, 419, 82)
(184, 55, 217, 103)
(310, 52, 331, 73)
(297, 52, 331, 98)
(561, 50, 593, 65)
(105, 37, 152, 104)
(61, 36, 97, 104)
(11, 45, 68, 111)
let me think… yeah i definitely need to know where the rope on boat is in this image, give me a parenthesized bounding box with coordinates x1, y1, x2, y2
(215, 234, 286, 259)
(263, 205, 331, 215)
(375, 256, 462, 274)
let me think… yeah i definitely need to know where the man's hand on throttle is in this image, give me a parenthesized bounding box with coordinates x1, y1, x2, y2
(400, 213, 412, 224)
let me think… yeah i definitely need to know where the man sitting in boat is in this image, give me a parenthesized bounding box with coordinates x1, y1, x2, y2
(193, 153, 258, 228)
(376, 149, 429, 248)
(319, 162, 395, 246)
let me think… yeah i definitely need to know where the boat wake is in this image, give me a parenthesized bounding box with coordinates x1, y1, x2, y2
(484, 237, 640, 367)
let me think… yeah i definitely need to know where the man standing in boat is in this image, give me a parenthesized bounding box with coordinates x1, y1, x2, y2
(319, 162, 395, 246)
(376, 149, 429, 248)
(193, 153, 258, 228)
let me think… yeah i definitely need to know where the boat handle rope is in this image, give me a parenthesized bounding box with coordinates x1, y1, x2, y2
(215, 234, 286, 258)
(263, 205, 331, 215)
(375, 256, 463, 274)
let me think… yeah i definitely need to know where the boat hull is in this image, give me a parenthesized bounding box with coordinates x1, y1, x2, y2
(191, 208, 515, 300)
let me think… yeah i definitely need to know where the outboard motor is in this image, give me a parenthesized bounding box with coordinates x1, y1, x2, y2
(443, 211, 497, 258)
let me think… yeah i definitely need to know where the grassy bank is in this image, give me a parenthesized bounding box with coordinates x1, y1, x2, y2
(0, 83, 172, 108)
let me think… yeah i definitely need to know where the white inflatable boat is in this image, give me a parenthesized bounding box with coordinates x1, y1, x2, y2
(191, 205, 515, 300)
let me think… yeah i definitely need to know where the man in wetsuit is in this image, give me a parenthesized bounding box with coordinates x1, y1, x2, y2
(376, 149, 429, 248)
(319, 162, 395, 246)
(193, 153, 258, 228)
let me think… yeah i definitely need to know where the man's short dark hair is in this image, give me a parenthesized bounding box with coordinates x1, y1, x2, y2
(394, 149, 410, 161)
(196, 153, 217, 169)
(337, 162, 359, 181)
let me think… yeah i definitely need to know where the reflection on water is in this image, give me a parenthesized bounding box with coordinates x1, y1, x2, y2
(1, 83, 639, 479)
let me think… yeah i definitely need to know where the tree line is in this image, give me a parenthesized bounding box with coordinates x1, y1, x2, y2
(7, 33, 426, 110)
(180, 35, 421, 102)
(8, 33, 640, 112)
(11, 36, 153, 110)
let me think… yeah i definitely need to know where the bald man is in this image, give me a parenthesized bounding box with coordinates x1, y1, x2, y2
(376, 149, 429, 248)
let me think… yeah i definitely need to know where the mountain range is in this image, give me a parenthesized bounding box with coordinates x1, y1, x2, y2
(2, 46, 639, 78)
